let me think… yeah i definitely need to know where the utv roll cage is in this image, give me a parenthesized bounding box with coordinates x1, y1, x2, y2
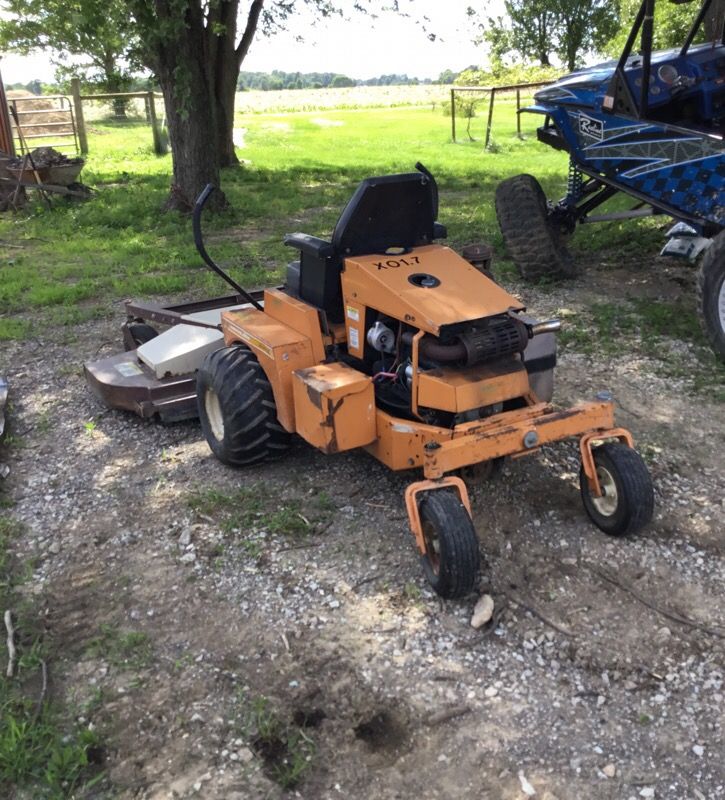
(604, 0, 725, 119)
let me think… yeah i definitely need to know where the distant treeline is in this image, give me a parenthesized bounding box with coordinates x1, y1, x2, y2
(6, 70, 465, 97)
(236, 70, 463, 91)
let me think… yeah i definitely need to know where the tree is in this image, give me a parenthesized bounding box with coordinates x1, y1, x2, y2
(0, 0, 140, 118)
(556, 0, 617, 72)
(608, 0, 725, 54)
(127, 1, 431, 211)
(476, 0, 617, 72)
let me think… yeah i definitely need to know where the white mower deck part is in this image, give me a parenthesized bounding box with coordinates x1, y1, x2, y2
(137, 304, 253, 379)
(137, 325, 225, 379)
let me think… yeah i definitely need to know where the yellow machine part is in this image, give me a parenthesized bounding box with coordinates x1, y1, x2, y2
(222, 307, 315, 432)
(292, 362, 376, 454)
(341, 244, 525, 339)
(417, 360, 530, 413)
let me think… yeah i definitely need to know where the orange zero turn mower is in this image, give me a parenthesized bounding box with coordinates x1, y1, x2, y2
(196, 165, 654, 598)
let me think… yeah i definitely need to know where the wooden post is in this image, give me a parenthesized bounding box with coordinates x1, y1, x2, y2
(147, 92, 163, 155)
(70, 78, 88, 155)
(484, 88, 496, 150)
(516, 88, 522, 139)
(450, 88, 456, 143)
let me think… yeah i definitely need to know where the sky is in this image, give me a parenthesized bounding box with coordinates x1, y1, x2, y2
(0, 1, 493, 85)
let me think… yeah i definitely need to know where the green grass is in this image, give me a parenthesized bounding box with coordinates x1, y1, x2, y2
(238, 693, 315, 789)
(0, 97, 654, 326)
(84, 624, 153, 670)
(187, 484, 330, 539)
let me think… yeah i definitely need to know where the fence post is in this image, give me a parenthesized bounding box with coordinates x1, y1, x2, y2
(450, 88, 456, 143)
(147, 92, 163, 155)
(516, 89, 522, 139)
(70, 78, 88, 155)
(484, 88, 496, 150)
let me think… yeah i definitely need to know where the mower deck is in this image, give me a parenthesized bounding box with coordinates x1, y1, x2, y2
(84, 352, 200, 422)
(84, 293, 262, 422)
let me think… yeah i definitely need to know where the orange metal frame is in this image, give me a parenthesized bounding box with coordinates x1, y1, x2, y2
(405, 476, 471, 555)
(218, 246, 640, 558)
(579, 427, 634, 496)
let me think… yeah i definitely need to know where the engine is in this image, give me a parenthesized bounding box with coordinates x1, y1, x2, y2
(356, 311, 558, 427)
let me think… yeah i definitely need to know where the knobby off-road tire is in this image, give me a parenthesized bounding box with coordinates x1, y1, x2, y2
(495, 173, 577, 281)
(418, 489, 480, 599)
(196, 346, 290, 466)
(696, 231, 725, 362)
(579, 443, 654, 537)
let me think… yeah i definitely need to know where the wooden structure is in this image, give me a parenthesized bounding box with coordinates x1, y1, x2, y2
(0, 69, 16, 155)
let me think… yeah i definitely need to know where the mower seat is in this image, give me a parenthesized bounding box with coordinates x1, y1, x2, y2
(284, 167, 447, 320)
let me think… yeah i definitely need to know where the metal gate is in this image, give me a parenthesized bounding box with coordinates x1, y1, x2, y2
(6, 94, 80, 155)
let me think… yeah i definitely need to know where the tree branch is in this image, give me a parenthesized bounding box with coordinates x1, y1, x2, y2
(235, 0, 264, 68)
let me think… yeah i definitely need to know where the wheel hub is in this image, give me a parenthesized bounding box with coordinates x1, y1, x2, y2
(205, 388, 225, 441)
(592, 466, 618, 516)
(422, 520, 441, 575)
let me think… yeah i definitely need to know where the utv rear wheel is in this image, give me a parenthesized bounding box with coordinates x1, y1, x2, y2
(495, 174, 576, 281)
(419, 489, 480, 599)
(696, 232, 725, 361)
(579, 443, 654, 536)
(196, 346, 290, 466)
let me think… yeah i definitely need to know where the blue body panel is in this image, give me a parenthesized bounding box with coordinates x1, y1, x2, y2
(530, 43, 725, 228)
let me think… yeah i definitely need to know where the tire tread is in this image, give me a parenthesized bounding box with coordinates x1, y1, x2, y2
(495, 173, 577, 280)
(197, 346, 290, 466)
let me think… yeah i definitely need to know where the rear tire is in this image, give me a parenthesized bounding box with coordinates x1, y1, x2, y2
(696, 232, 725, 362)
(196, 346, 290, 466)
(579, 443, 654, 536)
(418, 489, 480, 599)
(495, 174, 577, 281)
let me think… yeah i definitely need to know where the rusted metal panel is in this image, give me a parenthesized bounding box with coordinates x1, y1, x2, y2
(83, 353, 198, 422)
(423, 401, 616, 478)
(263, 288, 327, 363)
(292, 363, 375, 453)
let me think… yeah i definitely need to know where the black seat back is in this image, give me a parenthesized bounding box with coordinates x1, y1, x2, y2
(331, 172, 438, 256)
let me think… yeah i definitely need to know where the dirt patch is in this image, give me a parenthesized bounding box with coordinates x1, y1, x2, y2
(0, 248, 723, 799)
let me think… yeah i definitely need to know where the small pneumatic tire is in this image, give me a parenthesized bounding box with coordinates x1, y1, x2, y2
(418, 489, 480, 599)
(125, 322, 159, 350)
(196, 345, 290, 466)
(579, 443, 654, 536)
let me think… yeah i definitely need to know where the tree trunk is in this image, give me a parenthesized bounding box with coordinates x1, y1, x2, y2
(705, 0, 725, 40)
(158, 77, 226, 213)
(153, 18, 227, 213)
(215, 56, 239, 168)
(132, 0, 265, 211)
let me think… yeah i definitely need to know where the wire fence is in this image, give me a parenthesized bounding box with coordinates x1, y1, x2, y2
(449, 81, 554, 149)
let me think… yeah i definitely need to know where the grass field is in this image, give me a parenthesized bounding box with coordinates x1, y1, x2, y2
(0, 90, 667, 342)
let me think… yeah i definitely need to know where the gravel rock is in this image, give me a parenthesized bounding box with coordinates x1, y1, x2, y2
(471, 594, 495, 628)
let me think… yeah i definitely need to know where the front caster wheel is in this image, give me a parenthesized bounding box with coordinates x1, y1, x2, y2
(579, 443, 654, 536)
(418, 489, 480, 599)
